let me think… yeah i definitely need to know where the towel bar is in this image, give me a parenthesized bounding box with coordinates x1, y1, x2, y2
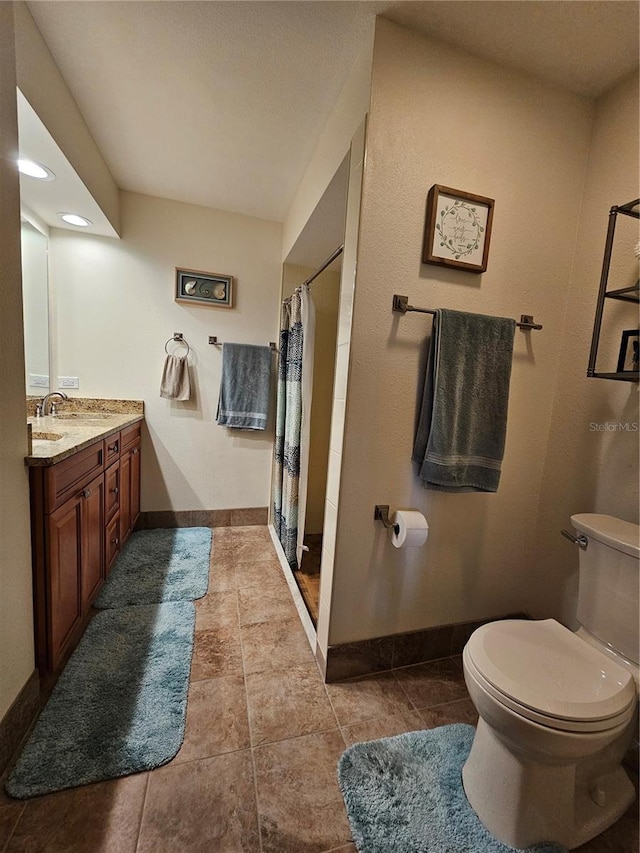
(392, 295, 543, 330)
(209, 336, 277, 350)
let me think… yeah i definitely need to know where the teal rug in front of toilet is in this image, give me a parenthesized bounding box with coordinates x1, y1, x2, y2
(338, 724, 566, 853)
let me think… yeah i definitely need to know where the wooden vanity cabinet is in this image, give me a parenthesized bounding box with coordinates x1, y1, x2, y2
(29, 421, 142, 677)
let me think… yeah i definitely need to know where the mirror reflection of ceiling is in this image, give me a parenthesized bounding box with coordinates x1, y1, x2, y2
(17, 90, 118, 239)
(26, 1, 639, 223)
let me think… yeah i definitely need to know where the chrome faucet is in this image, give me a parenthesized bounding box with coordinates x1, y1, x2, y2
(40, 391, 68, 416)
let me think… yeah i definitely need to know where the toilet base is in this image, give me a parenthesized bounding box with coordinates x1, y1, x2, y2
(462, 718, 636, 850)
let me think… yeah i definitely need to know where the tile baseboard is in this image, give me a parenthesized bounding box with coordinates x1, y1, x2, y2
(324, 612, 528, 682)
(0, 669, 40, 777)
(136, 507, 268, 530)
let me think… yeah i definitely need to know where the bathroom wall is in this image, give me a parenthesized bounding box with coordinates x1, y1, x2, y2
(49, 191, 282, 512)
(532, 70, 640, 625)
(281, 264, 340, 534)
(328, 18, 596, 645)
(282, 40, 373, 260)
(0, 1, 36, 721)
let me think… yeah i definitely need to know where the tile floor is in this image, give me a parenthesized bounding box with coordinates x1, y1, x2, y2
(1, 525, 638, 852)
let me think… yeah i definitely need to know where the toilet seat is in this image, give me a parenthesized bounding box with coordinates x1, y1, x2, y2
(465, 619, 636, 733)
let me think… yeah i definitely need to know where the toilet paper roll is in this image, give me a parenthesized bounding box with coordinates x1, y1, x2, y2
(391, 510, 429, 548)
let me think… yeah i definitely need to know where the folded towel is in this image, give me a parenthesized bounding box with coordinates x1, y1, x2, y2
(412, 309, 516, 492)
(160, 354, 191, 401)
(216, 343, 272, 430)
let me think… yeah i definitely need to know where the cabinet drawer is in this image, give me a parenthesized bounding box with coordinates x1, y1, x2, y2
(45, 441, 104, 513)
(104, 433, 121, 464)
(105, 460, 120, 520)
(121, 422, 142, 452)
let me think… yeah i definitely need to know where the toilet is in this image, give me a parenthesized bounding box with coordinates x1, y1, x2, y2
(461, 514, 639, 850)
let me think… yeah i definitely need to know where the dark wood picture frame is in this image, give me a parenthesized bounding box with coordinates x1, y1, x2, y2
(422, 184, 495, 273)
(616, 329, 639, 373)
(175, 268, 234, 308)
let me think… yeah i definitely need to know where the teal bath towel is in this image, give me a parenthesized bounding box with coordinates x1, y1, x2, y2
(412, 309, 516, 492)
(216, 343, 272, 430)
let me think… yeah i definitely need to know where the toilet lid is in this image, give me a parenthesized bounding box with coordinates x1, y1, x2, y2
(466, 619, 636, 722)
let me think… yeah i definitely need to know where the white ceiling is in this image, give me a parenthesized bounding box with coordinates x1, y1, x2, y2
(26, 0, 639, 227)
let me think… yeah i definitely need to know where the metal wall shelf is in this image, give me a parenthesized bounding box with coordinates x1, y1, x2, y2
(587, 199, 639, 382)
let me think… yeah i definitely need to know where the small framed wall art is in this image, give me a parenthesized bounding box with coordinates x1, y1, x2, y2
(175, 268, 234, 308)
(616, 329, 639, 373)
(422, 185, 495, 273)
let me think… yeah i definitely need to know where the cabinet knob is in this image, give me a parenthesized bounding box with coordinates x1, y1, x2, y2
(81, 488, 92, 499)
(132, 447, 139, 455)
(110, 487, 119, 495)
(111, 537, 119, 546)
(108, 443, 118, 453)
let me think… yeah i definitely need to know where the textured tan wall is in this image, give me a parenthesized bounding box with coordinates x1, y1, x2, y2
(0, 2, 36, 720)
(532, 71, 639, 626)
(330, 18, 596, 644)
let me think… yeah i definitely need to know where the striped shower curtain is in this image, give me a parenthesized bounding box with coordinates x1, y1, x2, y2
(273, 286, 315, 569)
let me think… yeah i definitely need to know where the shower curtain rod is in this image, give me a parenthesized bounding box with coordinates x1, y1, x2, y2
(303, 244, 344, 287)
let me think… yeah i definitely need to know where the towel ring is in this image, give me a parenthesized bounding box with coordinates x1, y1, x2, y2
(165, 334, 190, 356)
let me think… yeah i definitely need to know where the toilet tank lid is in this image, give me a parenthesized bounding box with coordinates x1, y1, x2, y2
(571, 514, 640, 559)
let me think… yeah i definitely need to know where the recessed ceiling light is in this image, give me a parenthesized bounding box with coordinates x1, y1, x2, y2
(17, 158, 55, 181)
(59, 213, 93, 228)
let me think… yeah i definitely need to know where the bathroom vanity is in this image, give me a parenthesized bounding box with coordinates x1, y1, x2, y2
(26, 408, 144, 677)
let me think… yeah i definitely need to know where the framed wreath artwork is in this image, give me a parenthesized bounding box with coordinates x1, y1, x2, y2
(422, 185, 495, 273)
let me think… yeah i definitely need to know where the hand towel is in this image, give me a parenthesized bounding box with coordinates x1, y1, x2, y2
(160, 354, 191, 401)
(412, 309, 516, 492)
(216, 343, 272, 430)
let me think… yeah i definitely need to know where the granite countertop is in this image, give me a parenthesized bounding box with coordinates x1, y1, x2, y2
(26, 406, 144, 467)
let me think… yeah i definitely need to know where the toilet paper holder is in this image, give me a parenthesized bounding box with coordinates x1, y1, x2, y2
(374, 505, 400, 535)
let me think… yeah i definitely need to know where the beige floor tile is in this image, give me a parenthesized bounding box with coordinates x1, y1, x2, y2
(246, 664, 337, 746)
(6, 773, 147, 853)
(170, 675, 250, 765)
(208, 557, 237, 593)
(195, 590, 239, 631)
(190, 626, 243, 681)
(241, 617, 315, 676)
(231, 525, 272, 542)
(419, 697, 478, 729)
(137, 751, 258, 852)
(235, 559, 287, 590)
(326, 671, 415, 727)
(253, 729, 352, 853)
(340, 710, 425, 747)
(238, 584, 297, 627)
(0, 795, 25, 850)
(393, 658, 469, 709)
(234, 539, 278, 565)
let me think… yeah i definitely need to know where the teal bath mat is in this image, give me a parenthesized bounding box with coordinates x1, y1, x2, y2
(6, 602, 195, 799)
(95, 526, 211, 608)
(338, 724, 565, 853)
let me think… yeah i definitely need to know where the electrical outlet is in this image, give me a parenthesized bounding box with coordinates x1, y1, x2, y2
(29, 374, 50, 388)
(58, 376, 80, 389)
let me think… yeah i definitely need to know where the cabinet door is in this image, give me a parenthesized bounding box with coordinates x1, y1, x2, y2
(120, 449, 132, 543)
(130, 442, 141, 531)
(120, 441, 141, 544)
(82, 474, 105, 608)
(47, 495, 83, 670)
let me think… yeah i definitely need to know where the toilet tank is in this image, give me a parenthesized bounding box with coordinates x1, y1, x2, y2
(572, 513, 640, 665)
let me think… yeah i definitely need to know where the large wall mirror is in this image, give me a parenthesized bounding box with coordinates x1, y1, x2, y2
(21, 218, 50, 394)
